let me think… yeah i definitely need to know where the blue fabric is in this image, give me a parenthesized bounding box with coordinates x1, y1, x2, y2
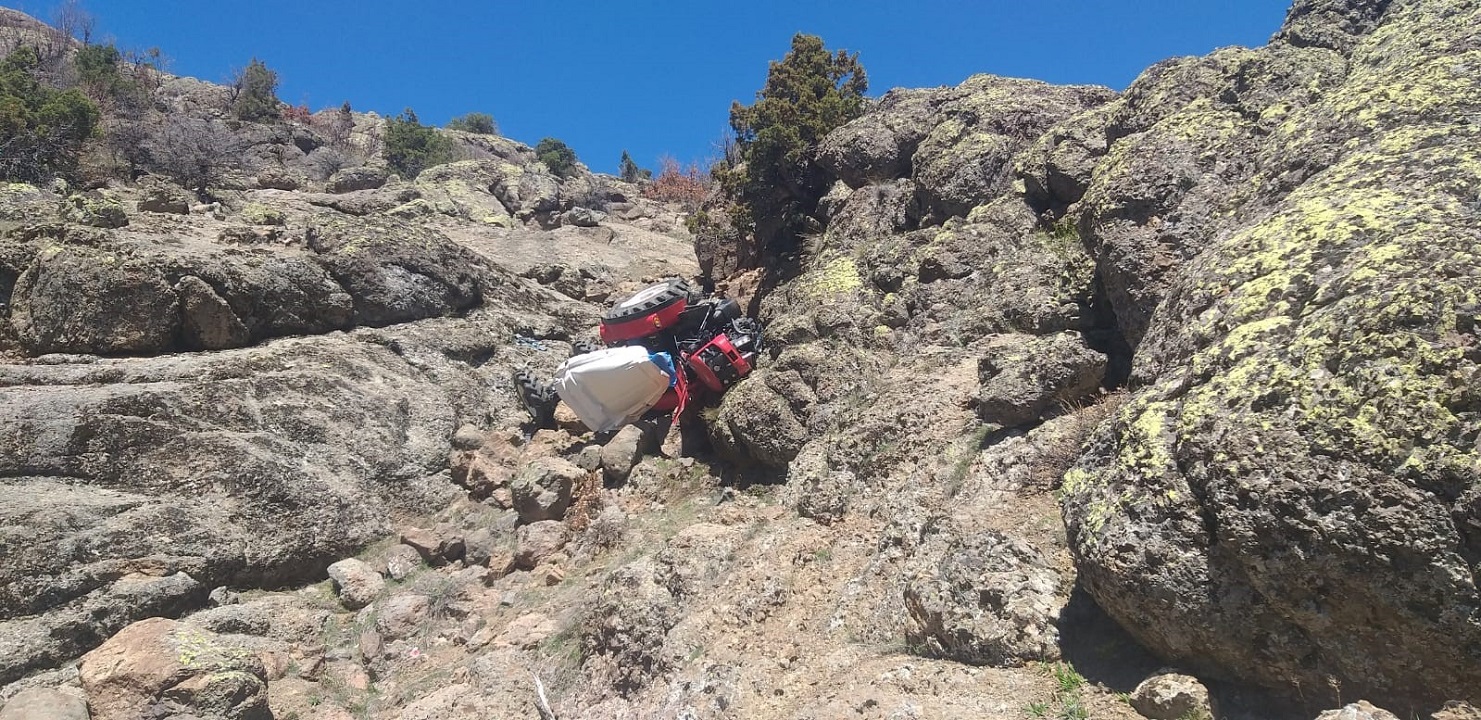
(649, 352, 677, 388)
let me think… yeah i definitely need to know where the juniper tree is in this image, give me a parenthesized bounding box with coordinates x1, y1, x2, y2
(722, 33, 867, 257)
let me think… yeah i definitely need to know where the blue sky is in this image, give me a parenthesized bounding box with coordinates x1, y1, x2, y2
(6, 1, 1294, 174)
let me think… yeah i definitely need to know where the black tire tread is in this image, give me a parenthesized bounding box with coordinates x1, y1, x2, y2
(602, 278, 695, 324)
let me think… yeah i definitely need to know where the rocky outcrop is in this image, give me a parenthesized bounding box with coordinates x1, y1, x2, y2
(1059, 0, 1481, 709)
(0, 205, 518, 356)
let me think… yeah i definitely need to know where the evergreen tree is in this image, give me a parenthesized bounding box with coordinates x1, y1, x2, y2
(232, 58, 280, 122)
(384, 108, 453, 179)
(446, 111, 498, 135)
(722, 33, 867, 256)
(0, 47, 100, 182)
(73, 43, 127, 101)
(536, 137, 578, 177)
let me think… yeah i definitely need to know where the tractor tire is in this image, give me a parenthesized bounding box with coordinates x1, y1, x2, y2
(513, 368, 557, 427)
(571, 339, 604, 356)
(603, 278, 694, 324)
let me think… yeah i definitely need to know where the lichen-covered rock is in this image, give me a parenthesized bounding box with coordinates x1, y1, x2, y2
(306, 214, 495, 326)
(79, 617, 269, 720)
(816, 87, 945, 188)
(1062, 0, 1481, 707)
(909, 75, 1114, 220)
(60, 191, 127, 229)
(1078, 44, 1346, 350)
(411, 160, 515, 225)
(0, 182, 57, 222)
(325, 165, 388, 193)
(707, 370, 809, 469)
(10, 246, 179, 354)
(239, 203, 285, 226)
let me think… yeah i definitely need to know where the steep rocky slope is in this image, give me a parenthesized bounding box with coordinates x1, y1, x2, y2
(3, 1, 1479, 719)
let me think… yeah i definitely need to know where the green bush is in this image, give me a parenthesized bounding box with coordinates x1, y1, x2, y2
(232, 58, 280, 122)
(446, 112, 497, 135)
(74, 43, 128, 100)
(722, 33, 867, 256)
(0, 47, 100, 182)
(384, 108, 453, 179)
(535, 137, 578, 177)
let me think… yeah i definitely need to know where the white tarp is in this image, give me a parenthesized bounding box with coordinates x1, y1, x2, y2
(553, 346, 672, 432)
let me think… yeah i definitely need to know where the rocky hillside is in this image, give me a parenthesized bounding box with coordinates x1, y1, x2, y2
(2, 0, 1479, 719)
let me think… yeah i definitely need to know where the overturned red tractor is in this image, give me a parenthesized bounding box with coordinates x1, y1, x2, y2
(516, 278, 762, 432)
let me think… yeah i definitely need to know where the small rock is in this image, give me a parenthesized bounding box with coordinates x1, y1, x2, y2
(383, 544, 424, 582)
(1434, 702, 1481, 720)
(258, 650, 291, 681)
(1315, 701, 1402, 720)
(451, 424, 486, 451)
(327, 558, 385, 610)
(400, 527, 449, 566)
(467, 625, 497, 650)
(326, 166, 389, 193)
(358, 630, 383, 664)
(1131, 671, 1213, 720)
(463, 528, 497, 568)
(561, 207, 607, 227)
(600, 425, 646, 484)
(539, 566, 566, 586)
(488, 551, 515, 577)
(207, 586, 240, 606)
(0, 687, 90, 720)
(256, 169, 302, 191)
(574, 445, 604, 473)
(376, 594, 432, 640)
(494, 613, 558, 649)
(514, 520, 571, 570)
(553, 401, 588, 433)
(137, 186, 190, 214)
(512, 457, 582, 524)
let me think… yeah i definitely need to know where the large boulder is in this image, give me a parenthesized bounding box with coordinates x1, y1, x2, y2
(325, 166, 389, 193)
(908, 76, 1114, 221)
(9, 247, 178, 354)
(306, 214, 496, 326)
(816, 87, 945, 188)
(903, 527, 1066, 666)
(976, 332, 1106, 428)
(1061, 0, 1481, 707)
(79, 617, 270, 720)
(1077, 44, 1347, 350)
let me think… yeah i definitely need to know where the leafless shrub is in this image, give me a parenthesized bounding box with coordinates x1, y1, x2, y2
(0, 124, 84, 183)
(144, 116, 251, 197)
(305, 146, 361, 181)
(1035, 390, 1128, 491)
